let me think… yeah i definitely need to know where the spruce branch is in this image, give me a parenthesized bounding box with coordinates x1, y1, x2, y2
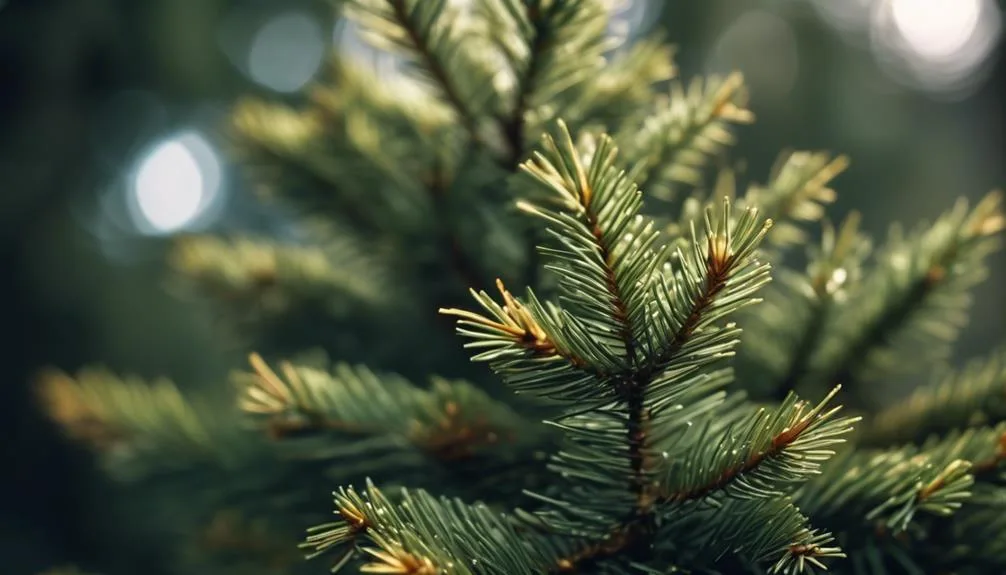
(341, 0, 499, 144)
(229, 99, 397, 231)
(862, 347, 1006, 446)
(482, 1, 675, 157)
(795, 425, 1006, 571)
(236, 353, 535, 462)
(446, 121, 802, 570)
(571, 34, 677, 129)
(48, 0, 1006, 571)
(322, 59, 497, 295)
(35, 367, 251, 477)
(664, 149, 848, 259)
(738, 213, 871, 400)
(168, 234, 392, 321)
(644, 198, 772, 375)
(461, 0, 578, 291)
(920, 423, 1006, 483)
(743, 150, 849, 250)
(487, 0, 565, 168)
(772, 214, 869, 395)
(446, 124, 775, 508)
(440, 277, 613, 403)
(657, 386, 858, 503)
(308, 60, 459, 209)
(486, 1, 620, 147)
(516, 120, 651, 367)
(568, 388, 856, 572)
(653, 497, 844, 574)
(795, 437, 986, 534)
(805, 190, 1004, 394)
(511, 121, 774, 377)
(241, 58, 492, 296)
(619, 72, 754, 199)
(302, 480, 571, 574)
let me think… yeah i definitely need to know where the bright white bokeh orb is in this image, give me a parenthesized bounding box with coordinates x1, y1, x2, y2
(870, 0, 1001, 96)
(807, 0, 1001, 97)
(248, 11, 325, 93)
(129, 132, 222, 235)
(890, 0, 980, 60)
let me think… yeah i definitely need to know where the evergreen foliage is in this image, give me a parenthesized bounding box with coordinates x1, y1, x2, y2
(36, 1, 1004, 574)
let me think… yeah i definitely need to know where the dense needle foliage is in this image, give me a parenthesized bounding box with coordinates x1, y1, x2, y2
(37, 1, 1004, 574)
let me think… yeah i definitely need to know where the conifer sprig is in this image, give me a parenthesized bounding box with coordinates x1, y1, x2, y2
(863, 346, 1006, 445)
(169, 234, 391, 321)
(482, 0, 622, 164)
(444, 121, 845, 573)
(794, 424, 1006, 572)
(738, 213, 872, 399)
(302, 480, 572, 574)
(794, 425, 1006, 534)
(440, 278, 613, 402)
(341, 0, 499, 142)
(34, 1, 1006, 573)
(743, 150, 849, 249)
(661, 149, 849, 265)
(619, 72, 754, 198)
(511, 121, 774, 376)
(230, 83, 437, 233)
(658, 386, 858, 503)
(236, 353, 536, 462)
(653, 497, 844, 574)
(516, 120, 659, 366)
(574, 34, 677, 128)
(806, 191, 1004, 393)
(34, 368, 254, 477)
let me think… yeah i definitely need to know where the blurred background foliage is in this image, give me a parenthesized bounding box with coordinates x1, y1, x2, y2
(0, 0, 1002, 573)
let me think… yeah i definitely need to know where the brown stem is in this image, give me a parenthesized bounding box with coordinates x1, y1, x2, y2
(577, 177, 649, 509)
(388, 0, 479, 143)
(499, 3, 550, 169)
(383, 0, 497, 298)
(550, 235, 738, 572)
(499, 3, 554, 289)
(971, 431, 1006, 479)
(264, 404, 512, 462)
(662, 413, 815, 503)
